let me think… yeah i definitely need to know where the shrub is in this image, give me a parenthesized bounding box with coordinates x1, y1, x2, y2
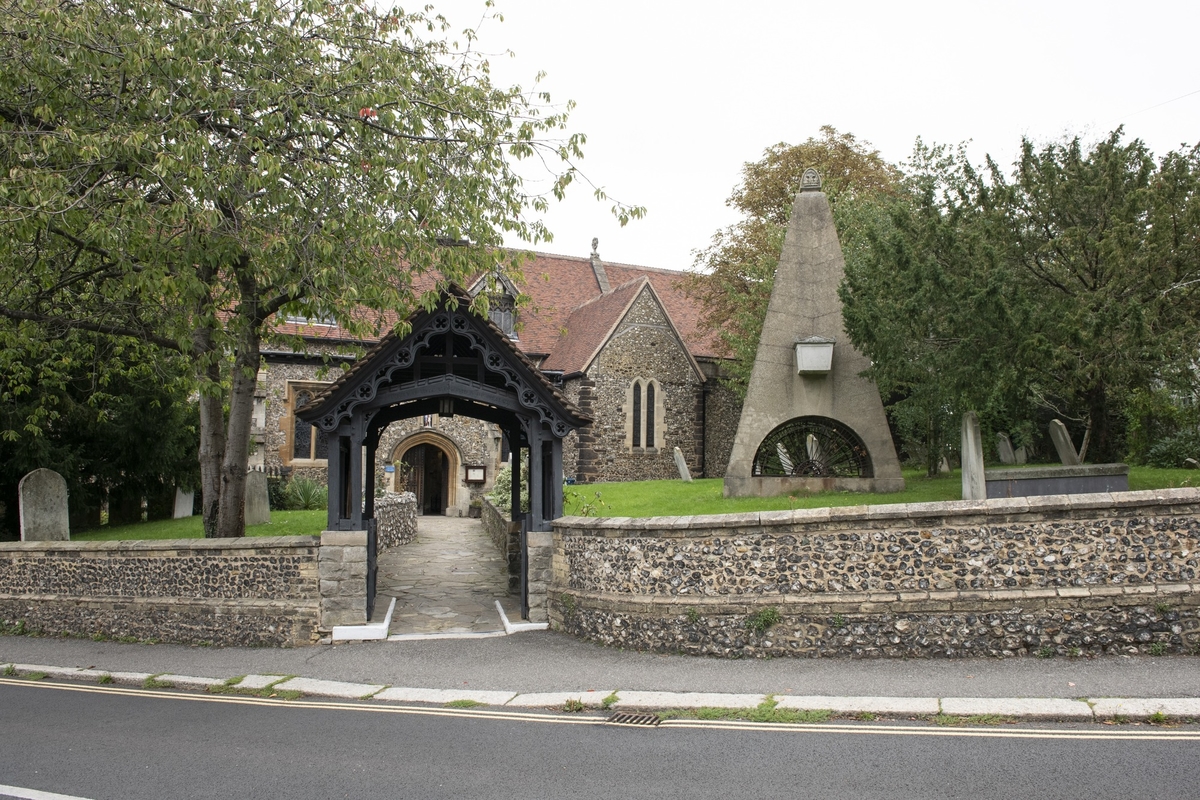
(285, 478, 328, 511)
(488, 462, 528, 512)
(1146, 428, 1200, 468)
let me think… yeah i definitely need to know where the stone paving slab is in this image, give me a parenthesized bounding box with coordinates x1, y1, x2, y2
(940, 697, 1094, 720)
(9, 663, 153, 685)
(506, 691, 615, 708)
(373, 687, 517, 705)
(1091, 698, 1200, 720)
(776, 695, 939, 716)
(236, 674, 287, 690)
(377, 516, 515, 636)
(613, 691, 766, 710)
(273, 677, 386, 699)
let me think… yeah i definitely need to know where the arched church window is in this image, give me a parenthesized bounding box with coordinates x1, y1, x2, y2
(489, 292, 517, 338)
(645, 381, 656, 448)
(631, 380, 642, 448)
(289, 385, 329, 463)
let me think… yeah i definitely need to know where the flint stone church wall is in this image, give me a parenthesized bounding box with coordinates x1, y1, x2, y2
(575, 292, 703, 483)
(551, 489, 1200, 658)
(0, 537, 321, 646)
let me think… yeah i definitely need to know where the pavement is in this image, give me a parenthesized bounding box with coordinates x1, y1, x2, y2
(3, 515, 1199, 723)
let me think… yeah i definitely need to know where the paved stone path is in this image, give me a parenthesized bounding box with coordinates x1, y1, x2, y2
(376, 515, 519, 635)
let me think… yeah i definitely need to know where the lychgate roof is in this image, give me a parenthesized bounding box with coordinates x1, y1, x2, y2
(297, 284, 589, 437)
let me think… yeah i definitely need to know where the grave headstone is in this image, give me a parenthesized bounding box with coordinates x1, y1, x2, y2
(997, 433, 1017, 465)
(961, 412, 986, 501)
(173, 487, 195, 519)
(18, 468, 70, 541)
(673, 446, 693, 482)
(939, 456, 951, 474)
(1049, 420, 1081, 465)
(1185, 457, 1198, 470)
(1015, 446, 1028, 465)
(244, 470, 271, 526)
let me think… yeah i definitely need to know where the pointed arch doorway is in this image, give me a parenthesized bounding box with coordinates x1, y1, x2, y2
(393, 432, 459, 516)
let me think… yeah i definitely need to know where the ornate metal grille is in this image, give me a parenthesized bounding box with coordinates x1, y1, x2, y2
(752, 416, 873, 478)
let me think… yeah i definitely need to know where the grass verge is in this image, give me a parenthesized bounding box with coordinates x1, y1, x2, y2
(658, 697, 832, 724)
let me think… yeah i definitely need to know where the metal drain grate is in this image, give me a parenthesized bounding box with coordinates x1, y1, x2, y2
(606, 712, 661, 727)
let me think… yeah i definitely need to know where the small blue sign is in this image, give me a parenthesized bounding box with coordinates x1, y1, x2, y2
(384, 465, 396, 473)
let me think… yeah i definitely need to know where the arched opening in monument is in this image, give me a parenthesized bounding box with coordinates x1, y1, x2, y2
(395, 437, 454, 516)
(752, 416, 874, 478)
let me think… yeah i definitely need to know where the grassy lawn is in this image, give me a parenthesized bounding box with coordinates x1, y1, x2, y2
(569, 466, 1197, 518)
(72, 510, 327, 541)
(63, 466, 1195, 538)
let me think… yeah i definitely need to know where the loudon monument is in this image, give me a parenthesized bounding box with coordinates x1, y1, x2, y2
(724, 169, 904, 497)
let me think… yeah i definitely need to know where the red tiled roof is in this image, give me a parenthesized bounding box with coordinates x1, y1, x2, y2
(267, 249, 721, 363)
(539, 277, 648, 373)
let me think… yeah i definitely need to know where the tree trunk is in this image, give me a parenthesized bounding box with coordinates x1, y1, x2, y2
(215, 325, 262, 538)
(193, 325, 226, 539)
(1084, 384, 1114, 463)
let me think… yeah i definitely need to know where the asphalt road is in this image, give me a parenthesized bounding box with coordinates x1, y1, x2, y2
(2, 681, 1198, 800)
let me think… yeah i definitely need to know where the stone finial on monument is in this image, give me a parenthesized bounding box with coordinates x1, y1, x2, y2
(996, 433, 1017, 465)
(1049, 419, 1081, 465)
(961, 412, 986, 501)
(672, 446, 693, 482)
(244, 470, 271, 526)
(723, 168, 904, 497)
(18, 468, 70, 541)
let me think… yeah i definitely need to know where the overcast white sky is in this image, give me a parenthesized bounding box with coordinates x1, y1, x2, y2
(430, 0, 1199, 271)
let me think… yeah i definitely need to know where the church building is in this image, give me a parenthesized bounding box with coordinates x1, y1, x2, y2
(254, 242, 742, 515)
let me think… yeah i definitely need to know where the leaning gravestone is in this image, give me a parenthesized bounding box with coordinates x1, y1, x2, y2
(1049, 420, 1081, 465)
(961, 412, 986, 501)
(673, 446, 693, 482)
(997, 433, 1017, 465)
(244, 470, 271, 526)
(19, 468, 70, 541)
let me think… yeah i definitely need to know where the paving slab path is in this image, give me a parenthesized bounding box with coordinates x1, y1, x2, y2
(376, 515, 520, 635)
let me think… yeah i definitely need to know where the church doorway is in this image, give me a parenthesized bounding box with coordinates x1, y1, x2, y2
(394, 433, 459, 516)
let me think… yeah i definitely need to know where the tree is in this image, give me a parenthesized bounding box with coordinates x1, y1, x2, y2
(840, 129, 1200, 467)
(0, 0, 640, 536)
(681, 126, 901, 396)
(0, 322, 198, 538)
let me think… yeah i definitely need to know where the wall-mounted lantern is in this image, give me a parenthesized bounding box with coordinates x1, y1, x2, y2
(795, 336, 835, 375)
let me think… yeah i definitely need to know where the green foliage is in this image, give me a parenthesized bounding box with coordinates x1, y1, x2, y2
(444, 699, 485, 709)
(1146, 429, 1200, 469)
(0, 0, 638, 538)
(73, 509, 325, 540)
(1148, 642, 1168, 656)
(283, 478, 328, 511)
(682, 127, 901, 399)
(660, 698, 831, 725)
(1036, 646, 1055, 659)
(488, 462, 529, 513)
(842, 129, 1200, 467)
(563, 487, 609, 517)
(0, 325, 199, 538)
(562, 698, 586, 713)
(745, 607, 781, 634)
(600, 691, 620, 710)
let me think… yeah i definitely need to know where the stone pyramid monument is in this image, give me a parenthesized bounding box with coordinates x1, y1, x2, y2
(724, 169, 904, 497)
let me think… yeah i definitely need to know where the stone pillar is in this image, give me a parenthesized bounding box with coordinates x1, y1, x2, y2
(961, 412, 986, 501)
(319, 530, 368, 629)
(525, 528, 552, 623)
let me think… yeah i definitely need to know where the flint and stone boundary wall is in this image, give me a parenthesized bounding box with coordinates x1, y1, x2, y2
(374, 492, 418, 550)
(0, 534, 369, 646)
(482, 498, 520, 593)
(551, 488, 1200, 659)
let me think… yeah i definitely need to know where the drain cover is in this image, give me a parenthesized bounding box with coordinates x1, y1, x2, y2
(606, 712, 661, 727)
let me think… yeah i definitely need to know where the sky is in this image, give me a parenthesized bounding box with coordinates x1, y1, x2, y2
(429, 0, 1200, 271)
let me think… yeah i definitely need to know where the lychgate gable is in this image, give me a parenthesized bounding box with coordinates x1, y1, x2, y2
(297, 286, 590, 620)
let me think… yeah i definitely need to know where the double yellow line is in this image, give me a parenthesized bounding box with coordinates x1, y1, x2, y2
(4, 678, 1199, 741)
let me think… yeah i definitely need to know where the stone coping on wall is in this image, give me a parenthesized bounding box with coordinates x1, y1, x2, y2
(0, 535, 321, 552)
(985, 464, 1129, 481)
(555, 487, 1200, 533)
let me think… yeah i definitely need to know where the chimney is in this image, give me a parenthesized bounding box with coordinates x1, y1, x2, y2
(590, 237, 611, 294)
